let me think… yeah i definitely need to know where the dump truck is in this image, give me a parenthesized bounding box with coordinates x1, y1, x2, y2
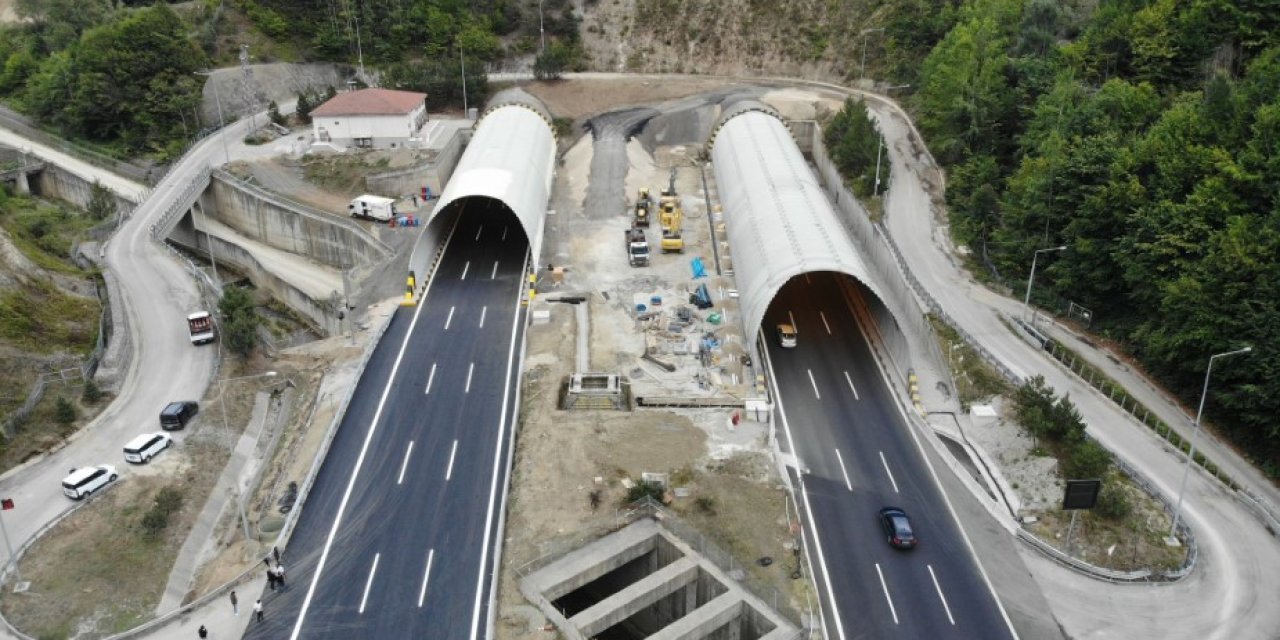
(658, 171, 684, 253)
(634, 188, 653, 227)
(626, 227, 650, 267)
(187, 311, 216, 345)
(348, 194, 398, 222)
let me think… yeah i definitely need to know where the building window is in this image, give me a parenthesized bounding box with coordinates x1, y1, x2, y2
(355, 138, 373, 148)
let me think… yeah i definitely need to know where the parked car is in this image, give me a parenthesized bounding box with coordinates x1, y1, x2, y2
(879, 507, 918, 550)
(123, 432, 173, 464)
(159, 401, 199, 431)
(62, 465, 118, 500)
(776, 323, 798, 348)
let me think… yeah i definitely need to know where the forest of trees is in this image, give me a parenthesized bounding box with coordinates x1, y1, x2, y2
(894, 0, 1279, 474)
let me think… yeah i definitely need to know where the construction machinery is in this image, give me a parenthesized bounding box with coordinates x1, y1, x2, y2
(658, 169, 684, 253)
(625, 226, 650, 267)
(633, 187, 653, 227)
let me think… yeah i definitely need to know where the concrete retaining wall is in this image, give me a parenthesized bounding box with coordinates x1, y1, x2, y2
(208, 173, 388, 269)
(365, 129, 468, 199)
(32, 163, 136, 216)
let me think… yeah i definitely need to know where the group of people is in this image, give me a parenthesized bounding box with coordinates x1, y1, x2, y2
(212, 549, 286, 636)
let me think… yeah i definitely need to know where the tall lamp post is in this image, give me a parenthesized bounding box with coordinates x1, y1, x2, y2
(860, 28, 885, 81)
(218, 370, 278, 542)
(1022, 245, 1067, 321)
(1168, 347, 1251, 538)
(539, 0, 546, 54)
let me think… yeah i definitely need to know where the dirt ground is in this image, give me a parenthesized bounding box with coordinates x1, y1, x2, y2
(523, 77, 739, 121)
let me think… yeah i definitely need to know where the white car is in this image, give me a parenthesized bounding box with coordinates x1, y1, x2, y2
(62, 464, 119, 500)
(123, 432, 173, 464)
(776, 323, 798, 348)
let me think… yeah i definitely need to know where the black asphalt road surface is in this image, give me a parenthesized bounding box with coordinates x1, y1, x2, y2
(765, 272, 1016, 640)
(247, 201, 528, 639)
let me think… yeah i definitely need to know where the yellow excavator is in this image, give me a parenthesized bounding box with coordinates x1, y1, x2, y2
(658, 170, 683, 253)
(634, 187, 653, 227)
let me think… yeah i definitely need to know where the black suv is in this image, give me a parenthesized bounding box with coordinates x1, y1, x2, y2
(159, 401, 199, 431)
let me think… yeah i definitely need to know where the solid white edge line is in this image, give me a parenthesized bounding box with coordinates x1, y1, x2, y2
(465, 362, 475, 393)
(289, 223, 443, 640)
(475, 225, 482, 241)
(461, 261, 470, 280)
(397, 441, 415, 485)
(845, 286, 1020, 638)
(424, 363, 437, 395)
(358, 553, 380, 614)
(491, 260, 499, 280)
(807, 369, 821, 399)
(821, 311, 832, 335)
(445, 306, 455, 330)
(469, 249, 529, 640)
(479, 306, 487, 328)
(928, 564, 956, 625)
(875, 563, 899, 624)
(843, 370, 860, 400)
(417, 549, 435, 608)
(764, 342, 842, 640)
(835, 449, 853, 492)
(879, 451, 900, 494)
(445, 440, 459, 481)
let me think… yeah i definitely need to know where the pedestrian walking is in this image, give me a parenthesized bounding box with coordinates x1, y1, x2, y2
(198, 625, 208, 638)
(254, 599, 263, 622)
(230, 590, 239, 615)
(263, 557, 272, 570)
(267, 569, 277, 591)
(273, 546, 281, 565)
(274, 564, 286, 586)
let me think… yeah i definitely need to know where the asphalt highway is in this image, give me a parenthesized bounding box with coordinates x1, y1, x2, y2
(246, 201, 528, 639)
(764, 272, 1015, 640)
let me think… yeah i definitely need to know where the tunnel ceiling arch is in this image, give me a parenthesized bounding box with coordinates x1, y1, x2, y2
(429, 99, 555, 268)
(709, 102, 892, 345)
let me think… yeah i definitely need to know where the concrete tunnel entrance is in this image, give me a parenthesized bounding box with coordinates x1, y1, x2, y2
(404, 90, 555, 302)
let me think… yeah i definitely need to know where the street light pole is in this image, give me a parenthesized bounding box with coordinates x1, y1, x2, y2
(1022, 245, 1067, 320)
(1169, 347, 1251, 538)
(539, 0, 546, 55)
(217, 370, 278, 542)
(873, 135, 884, 197)
(860, 28, 884, 81)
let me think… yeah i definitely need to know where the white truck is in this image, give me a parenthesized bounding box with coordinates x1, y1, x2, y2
(348, 195, 398, 222)
(187, 311, 216, 345)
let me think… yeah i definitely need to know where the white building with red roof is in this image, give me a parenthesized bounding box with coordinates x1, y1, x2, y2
(310, 88, 429, 150)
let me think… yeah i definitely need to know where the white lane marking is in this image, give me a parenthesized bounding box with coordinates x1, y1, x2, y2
(875, 563, 899, 624)
(291, 248, 437, 639)
(359, 553, 380, 614)
(461, 261, 470, 280)
(417, 549, 436, 608)
(928, 565, 956, 625)
(424, 363, 437, 395)
(469, 250, 531, 640)
(479, 306, 487, 328)
(475, 225, 483, 241)
(843, 371, 860, 400)
(397, 441, 415, 485)
(804, 273, 811, 284)
(763, 346, 840, 640)
(491, 261, 499, 280)
(501, 225, 508, 241)
(880, 451, 900, 494)
(821, 311, 832, 335)
(465, 362, 475, 393)
(445, 440, 459, 481)
(788, 310, 797, 331)
(835, 449, 853, 491)
(445, 306, 455, 330)
(807, 369, 820, 399)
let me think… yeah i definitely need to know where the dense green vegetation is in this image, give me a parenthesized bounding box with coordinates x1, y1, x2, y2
(895, 0, 1280, 475)
(218, 285, 259, 358)
(824, 99, 890, 199)
(0, 2, 208, 158)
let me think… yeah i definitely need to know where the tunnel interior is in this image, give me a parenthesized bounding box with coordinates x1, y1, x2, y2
(427, 194, 530, 250)
(762, 271, 894, 346)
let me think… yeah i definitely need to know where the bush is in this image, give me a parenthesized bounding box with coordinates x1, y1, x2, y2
(625, 480, 665, 504)
(1062, 438, 1112, 480)
(1094, 480, 1132, 521)
(81, 379, 102, 403)
(54, 396, 77, 424)
(140, 486, 185, 541)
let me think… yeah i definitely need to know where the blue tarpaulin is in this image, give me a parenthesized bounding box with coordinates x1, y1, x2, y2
(691, 257, 707, 279)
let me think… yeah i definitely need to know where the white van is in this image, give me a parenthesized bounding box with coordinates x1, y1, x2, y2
(62, 465, 118, 500)
(123, 432, 173, 464)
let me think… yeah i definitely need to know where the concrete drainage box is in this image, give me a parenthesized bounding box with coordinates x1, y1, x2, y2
(519, 518, 798, 640)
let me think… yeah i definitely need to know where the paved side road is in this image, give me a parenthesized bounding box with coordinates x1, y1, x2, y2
(864, 90, 1280, 640)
